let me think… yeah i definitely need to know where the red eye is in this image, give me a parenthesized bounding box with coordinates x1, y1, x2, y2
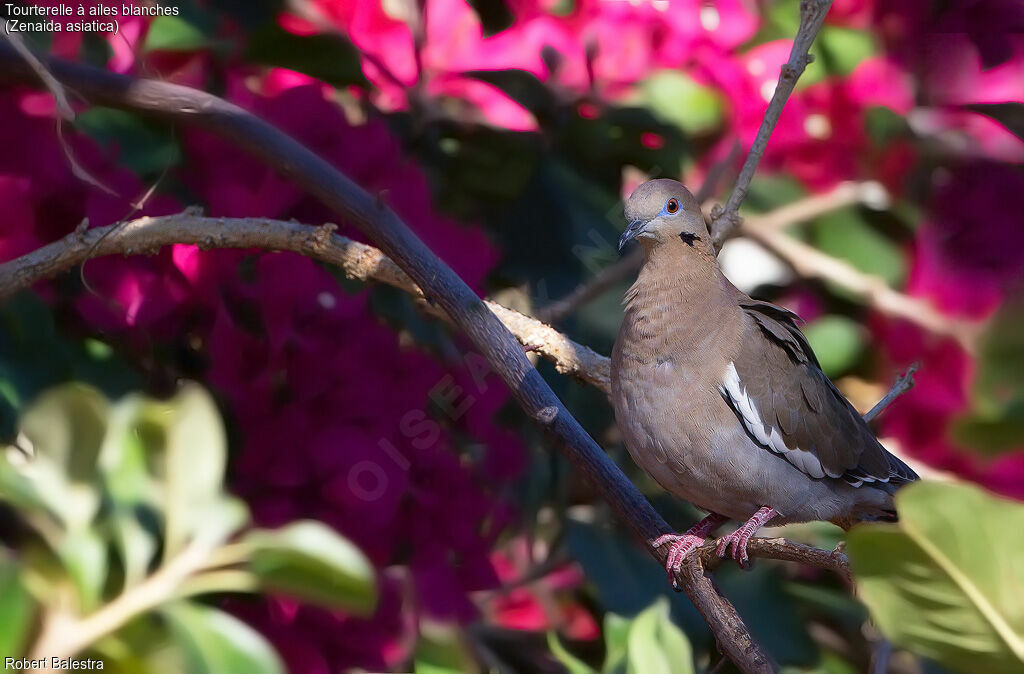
(666, 198, 679, 214)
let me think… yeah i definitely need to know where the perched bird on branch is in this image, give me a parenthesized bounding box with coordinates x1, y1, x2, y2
(610, 179, 917, 579)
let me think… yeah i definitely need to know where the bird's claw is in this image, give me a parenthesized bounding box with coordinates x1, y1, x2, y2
(715, 529, 753, 567)
(653, 532, 705, 588)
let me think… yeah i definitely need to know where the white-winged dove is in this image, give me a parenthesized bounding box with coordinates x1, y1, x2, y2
(610, 179, 917, 577)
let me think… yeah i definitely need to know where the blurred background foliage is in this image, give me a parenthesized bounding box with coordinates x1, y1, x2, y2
(1, 0, 1023, 672)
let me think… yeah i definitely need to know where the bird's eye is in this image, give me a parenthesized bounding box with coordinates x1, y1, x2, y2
(666, 198, 680, 214)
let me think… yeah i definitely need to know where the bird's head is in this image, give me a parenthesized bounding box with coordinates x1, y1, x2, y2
(619, 179, 706, 252)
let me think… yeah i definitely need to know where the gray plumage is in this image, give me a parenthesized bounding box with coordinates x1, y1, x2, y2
(611, 179, 917, 539)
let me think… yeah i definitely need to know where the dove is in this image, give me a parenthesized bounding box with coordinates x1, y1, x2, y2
(610, 179, 917, 577)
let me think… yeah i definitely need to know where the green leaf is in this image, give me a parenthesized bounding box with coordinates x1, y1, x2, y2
(744, 176, 808, 214)
(244, 24, 367, 87)
(162, 385, 233, 555)
(953, 297, 1024, 454)
(163, 601, 284, 674)
(144, 15, 210, 52)
(547, 632, 598, 674)
(0, 554, 34, 657)
(414, 623, 478, 674)
(602, 612, 632, 673)
(76, 108, 181, 176)
(818, 26, 876, 76)
(626, 598, 694, 674)
(812, 208, 906, 289)
(637, 71, 724, 135)
(21, 384, 108, 486)
(848, 481, 1024, 674)
(803, 315, 865, 376)
(17, 384, 109, 528)
(56, 527, 108, 611)
(243, 520, 377, 614)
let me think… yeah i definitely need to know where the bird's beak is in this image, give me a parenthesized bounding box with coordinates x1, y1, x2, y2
(618, 219, 647, 252)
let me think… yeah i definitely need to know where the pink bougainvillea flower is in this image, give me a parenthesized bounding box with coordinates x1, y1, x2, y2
(487, 545, 598, 639)
(285, 0, 758, 129)
(907, 161, 1024, 319)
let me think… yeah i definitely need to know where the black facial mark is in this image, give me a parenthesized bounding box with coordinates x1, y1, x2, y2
(679, 232, 701, 246)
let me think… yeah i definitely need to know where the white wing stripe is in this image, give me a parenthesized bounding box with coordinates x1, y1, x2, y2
(722, 362, 827, 479)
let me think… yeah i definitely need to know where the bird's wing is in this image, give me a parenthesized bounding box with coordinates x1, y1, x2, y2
(721, 298, 917, 487)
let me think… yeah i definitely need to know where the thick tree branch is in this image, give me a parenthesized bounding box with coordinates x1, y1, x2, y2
(710, 0, 833, 247)
(0, 45, 772, 673)
(0, 214, 613, 394)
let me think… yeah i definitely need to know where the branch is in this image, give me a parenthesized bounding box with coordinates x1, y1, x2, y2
(701, 538, 851, 583)
(536, 247, 641, 324)
(0, 31, 74, 121)
(733, 181, 887, 237)
(864, 364, 918, 423)
(0, 214, 612, 394)
(710, 0, 833, 248)
(740, 217, 981, 351)
(29, 539, 212, 663)
(0, 44, 771, 673)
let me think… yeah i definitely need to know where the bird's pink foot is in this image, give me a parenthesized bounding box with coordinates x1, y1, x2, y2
(654, 532, 705, 580)
(651, 512, 728, 588)
(715, 506, 777, 567)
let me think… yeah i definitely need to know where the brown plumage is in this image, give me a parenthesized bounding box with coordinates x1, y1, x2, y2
(610, 179, 917, 573)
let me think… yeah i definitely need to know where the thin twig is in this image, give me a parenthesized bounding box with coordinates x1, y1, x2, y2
(536, 247, 641, 324)
(734, 181, 887, 237)
(864, 364, 918, 423)
(710, 0, 834, 248)
(29, 539, 212, 663)
(1, 31, 75, 121)
(740, 219, 981, 351)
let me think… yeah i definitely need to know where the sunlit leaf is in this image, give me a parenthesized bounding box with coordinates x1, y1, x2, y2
(626, 598, 694, 674)
(144, 15, 210, 52)
(818, 26, 876, 76)
(638, 71, 724, 135)
(17, 384, 108, 529)
(163, 601, 284, 674)
(162, 385, 233, 556)
(848, 481, 1024, 674)
(547, 631, 598, 674)
(243, 520, 377, 614)
(953, 297, 1024, 454)
(414, 622, 478, 674)
(0, 554, 33, 657)
(56, 527, 108, 612)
